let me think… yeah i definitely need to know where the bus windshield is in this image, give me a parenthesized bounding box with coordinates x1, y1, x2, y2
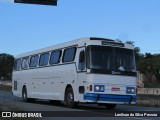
(87, 45, 136, 75)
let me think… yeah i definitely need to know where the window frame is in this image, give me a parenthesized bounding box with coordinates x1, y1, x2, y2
(39, 52, 50, 66)
(14, 59, 22, 70)
(62, 47, 77, 63)
(29, 54, 39, 68)
(78, 50, 86, 71)
(21, 57, 30, 69)
(49, 50, 62, 65)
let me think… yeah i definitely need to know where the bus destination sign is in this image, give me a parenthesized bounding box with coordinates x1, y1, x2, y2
(102, 41, 124, 47)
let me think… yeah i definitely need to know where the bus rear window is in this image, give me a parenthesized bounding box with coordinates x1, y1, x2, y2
(62, 47, 76, 63)
(29, 55, 39, 67)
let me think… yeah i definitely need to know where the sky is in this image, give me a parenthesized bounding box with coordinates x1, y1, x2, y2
(0, 0, 160, 56)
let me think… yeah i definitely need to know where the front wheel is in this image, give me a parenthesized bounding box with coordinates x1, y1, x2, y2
(105, 104, 117, 109)
(65, 87, 77, 108)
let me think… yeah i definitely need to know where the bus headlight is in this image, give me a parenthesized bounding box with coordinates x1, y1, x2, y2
(94, 85, 105, 92)
(126, 87, 135, 94)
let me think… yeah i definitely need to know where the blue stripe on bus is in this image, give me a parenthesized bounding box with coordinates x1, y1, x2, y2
(84, 93, 136, 103)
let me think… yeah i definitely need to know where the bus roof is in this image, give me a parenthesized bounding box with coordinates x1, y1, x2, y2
(15, 37, 134, 58)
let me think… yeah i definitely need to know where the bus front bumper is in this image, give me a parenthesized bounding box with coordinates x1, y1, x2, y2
(84, 93, 136, 104)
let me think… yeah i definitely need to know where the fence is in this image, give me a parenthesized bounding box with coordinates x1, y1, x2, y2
(137, 88, 160, 95)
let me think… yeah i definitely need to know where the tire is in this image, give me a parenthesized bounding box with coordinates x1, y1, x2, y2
(22, 87, 28, 102)
(65, 87, 77, 108)
(22, 87, 35, 102)
(105, 104, 117, 109)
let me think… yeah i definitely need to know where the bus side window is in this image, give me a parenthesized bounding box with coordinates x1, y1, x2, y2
(78, 50, 85, 71)
(50, 50, 62, 64)
(39, 52, 49, 66)
(29, 55, 39, 67)
(14, 59, 21, 70)
(21, 57, 29, 69)
(62, 47, 77, 63)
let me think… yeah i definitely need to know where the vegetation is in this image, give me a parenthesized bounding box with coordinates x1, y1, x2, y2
(138, 54, 160, 83)
(124, 41, 160, 87)
(144, 81, 160, 88)
(0, 53, 14, 80)
(0, 84, 12, 92)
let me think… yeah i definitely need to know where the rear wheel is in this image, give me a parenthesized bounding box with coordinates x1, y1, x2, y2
(22, 87, 28, 102)
(65, 87, 77, 108)
(105, 104, 117, 109)
(22, 87, 35, 102)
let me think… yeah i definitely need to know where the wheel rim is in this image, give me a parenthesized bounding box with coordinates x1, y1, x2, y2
(23, 91, 27, 101)
(67, 93, 73, 105)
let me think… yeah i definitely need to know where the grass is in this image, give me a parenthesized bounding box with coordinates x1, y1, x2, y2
(0, 85, 12, 92)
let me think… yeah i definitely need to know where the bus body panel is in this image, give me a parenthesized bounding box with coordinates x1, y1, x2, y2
(13, 63, 78, 101)
(83, 74, 136, 104)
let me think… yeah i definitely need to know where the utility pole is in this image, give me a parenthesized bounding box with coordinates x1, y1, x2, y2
(14, 0, 58, 6)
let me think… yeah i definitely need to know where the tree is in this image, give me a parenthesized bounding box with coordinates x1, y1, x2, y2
(117, 40, 160, 83)
(154, 55, 160, 83)
(138, 53, 160, 82)
(0, 53, 14, 80)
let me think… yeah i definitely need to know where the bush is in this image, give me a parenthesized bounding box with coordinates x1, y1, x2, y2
(144, 81, 160, 88)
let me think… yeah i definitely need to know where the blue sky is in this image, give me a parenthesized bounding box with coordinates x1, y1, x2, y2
(0, 0, 160, 56)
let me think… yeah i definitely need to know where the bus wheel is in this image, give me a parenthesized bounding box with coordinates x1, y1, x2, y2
(22, 87, 28, 102)
(105, 104, 116, 109)
(65, 87, 77, 108)
(22, 87, 35, 102)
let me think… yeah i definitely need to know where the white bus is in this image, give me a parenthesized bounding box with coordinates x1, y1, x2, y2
(12, 37, 137, 109)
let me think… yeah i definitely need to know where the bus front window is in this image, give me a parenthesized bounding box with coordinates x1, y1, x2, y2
(114, 47, 136, 72)
(87, 45, 136, 74)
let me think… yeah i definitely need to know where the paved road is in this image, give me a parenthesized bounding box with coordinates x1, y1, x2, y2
(0, 91, 160, 120)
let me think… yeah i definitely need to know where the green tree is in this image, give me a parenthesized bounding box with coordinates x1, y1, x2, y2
(0, 53, 14, 80)
(138, 53, 160, 82)
(154, 55, 160, 83)
(119, 40, 160, 84)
